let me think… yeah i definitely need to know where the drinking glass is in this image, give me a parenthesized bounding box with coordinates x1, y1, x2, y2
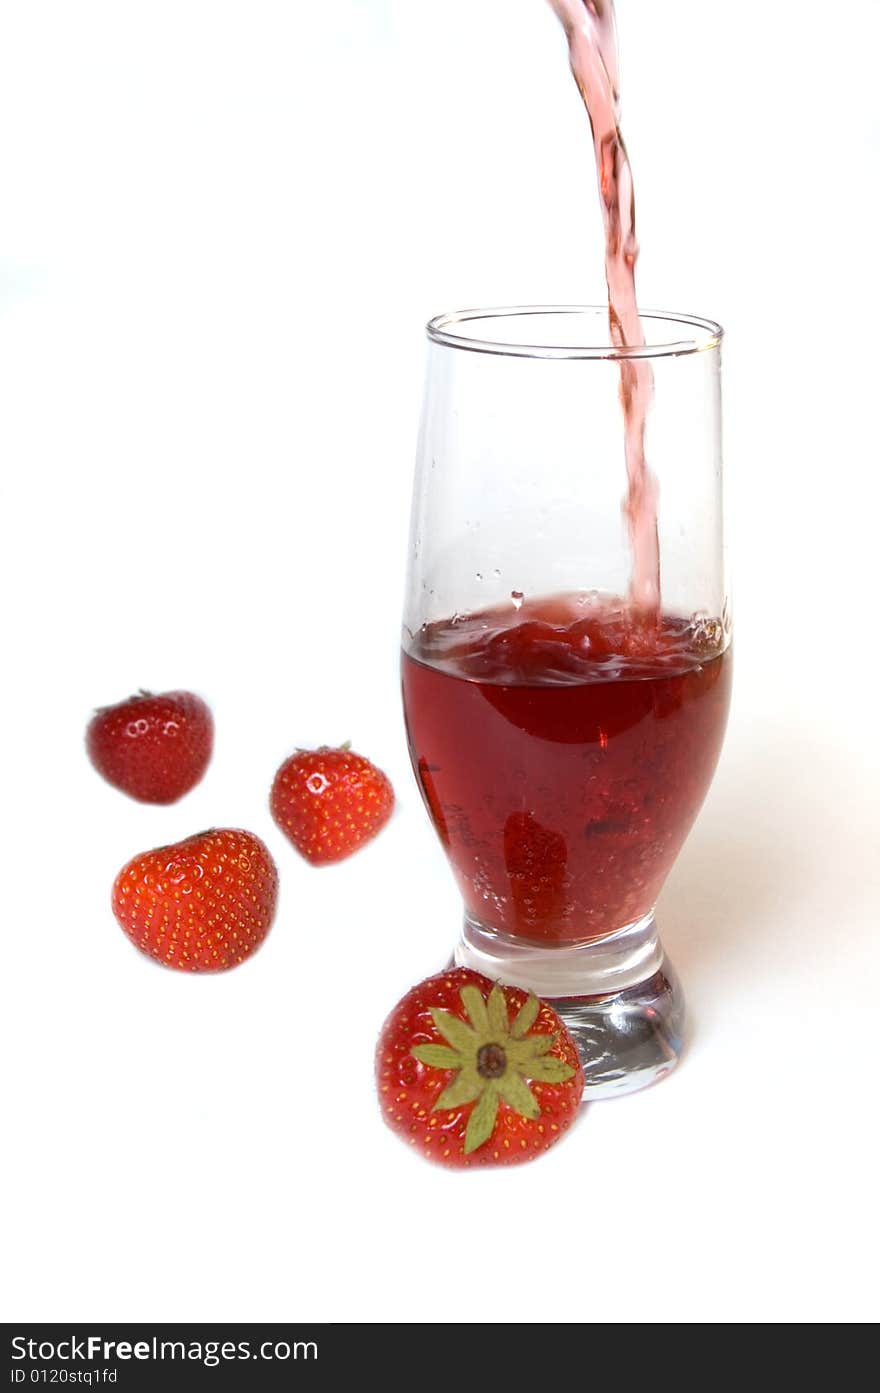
(401, 307, 730, 1096)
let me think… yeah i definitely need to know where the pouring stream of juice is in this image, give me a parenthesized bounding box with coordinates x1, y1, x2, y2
(547, 0, 659, 613)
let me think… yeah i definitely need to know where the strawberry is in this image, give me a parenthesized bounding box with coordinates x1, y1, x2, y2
(504, 811, 569, 932)
(270, 744, 394, 865)
(86, 689, 213, 804)
(112, 828, 278, 972)
(376, 967, 583, 1167)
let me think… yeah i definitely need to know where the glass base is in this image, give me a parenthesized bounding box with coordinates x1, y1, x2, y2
(551, 965, 684, 1098)
(453, 912, 685, 1099)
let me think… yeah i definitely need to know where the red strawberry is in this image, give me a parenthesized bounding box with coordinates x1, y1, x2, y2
(86, 689, 213, 804)
(376, 967, 583, 1167)
(270, 744, 394, 865)
(504, 811, 569, 932)
(112, 828, 278, 972)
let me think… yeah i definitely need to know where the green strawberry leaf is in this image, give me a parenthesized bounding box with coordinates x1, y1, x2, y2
(510, 993, 540, 1039)
(487, 984, 509, 1036)
(434, 1069, 483, 1112)
(496, 1071, 541, 1120)
(464, 1085, 500, 1154)
(522, 1054, 576, 1084)
(430, 1008, 478, 1055)
(507, 1032, 557, 1067)
(411, 1043, 463, 1070)
(459, 985, 489, 1034)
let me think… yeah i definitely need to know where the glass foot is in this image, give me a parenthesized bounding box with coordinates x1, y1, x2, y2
(453, 911, 685, 1098)
(552, 963, 684, 1098)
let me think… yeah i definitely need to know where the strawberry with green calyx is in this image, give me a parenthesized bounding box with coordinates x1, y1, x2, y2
(376, 967, 584, 1167)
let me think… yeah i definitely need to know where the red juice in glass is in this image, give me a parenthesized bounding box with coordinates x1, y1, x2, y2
(402, 592, 731, 945)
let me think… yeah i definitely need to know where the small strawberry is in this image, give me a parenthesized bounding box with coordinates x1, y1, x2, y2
(376, 967, 583, 1167)
(86, 689, 213, 804)
(270, 743, 394, 865)
(504, 811, 569, 933)
(112, 828, 278, 972)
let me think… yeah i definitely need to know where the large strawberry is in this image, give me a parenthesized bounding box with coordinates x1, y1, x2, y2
(86, 689, 213, 804)
(112, 828, 278, 971)
(376, 968, 583, 1167)
(270, 743, 394, 864)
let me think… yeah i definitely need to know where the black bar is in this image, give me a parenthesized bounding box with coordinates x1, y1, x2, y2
(4, 1327, 331, 1391)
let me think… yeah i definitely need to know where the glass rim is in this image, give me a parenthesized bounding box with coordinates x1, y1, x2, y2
(425, 305, 723, 361)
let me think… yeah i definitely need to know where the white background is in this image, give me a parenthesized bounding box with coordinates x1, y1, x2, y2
(1, 0, 878, 1324)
